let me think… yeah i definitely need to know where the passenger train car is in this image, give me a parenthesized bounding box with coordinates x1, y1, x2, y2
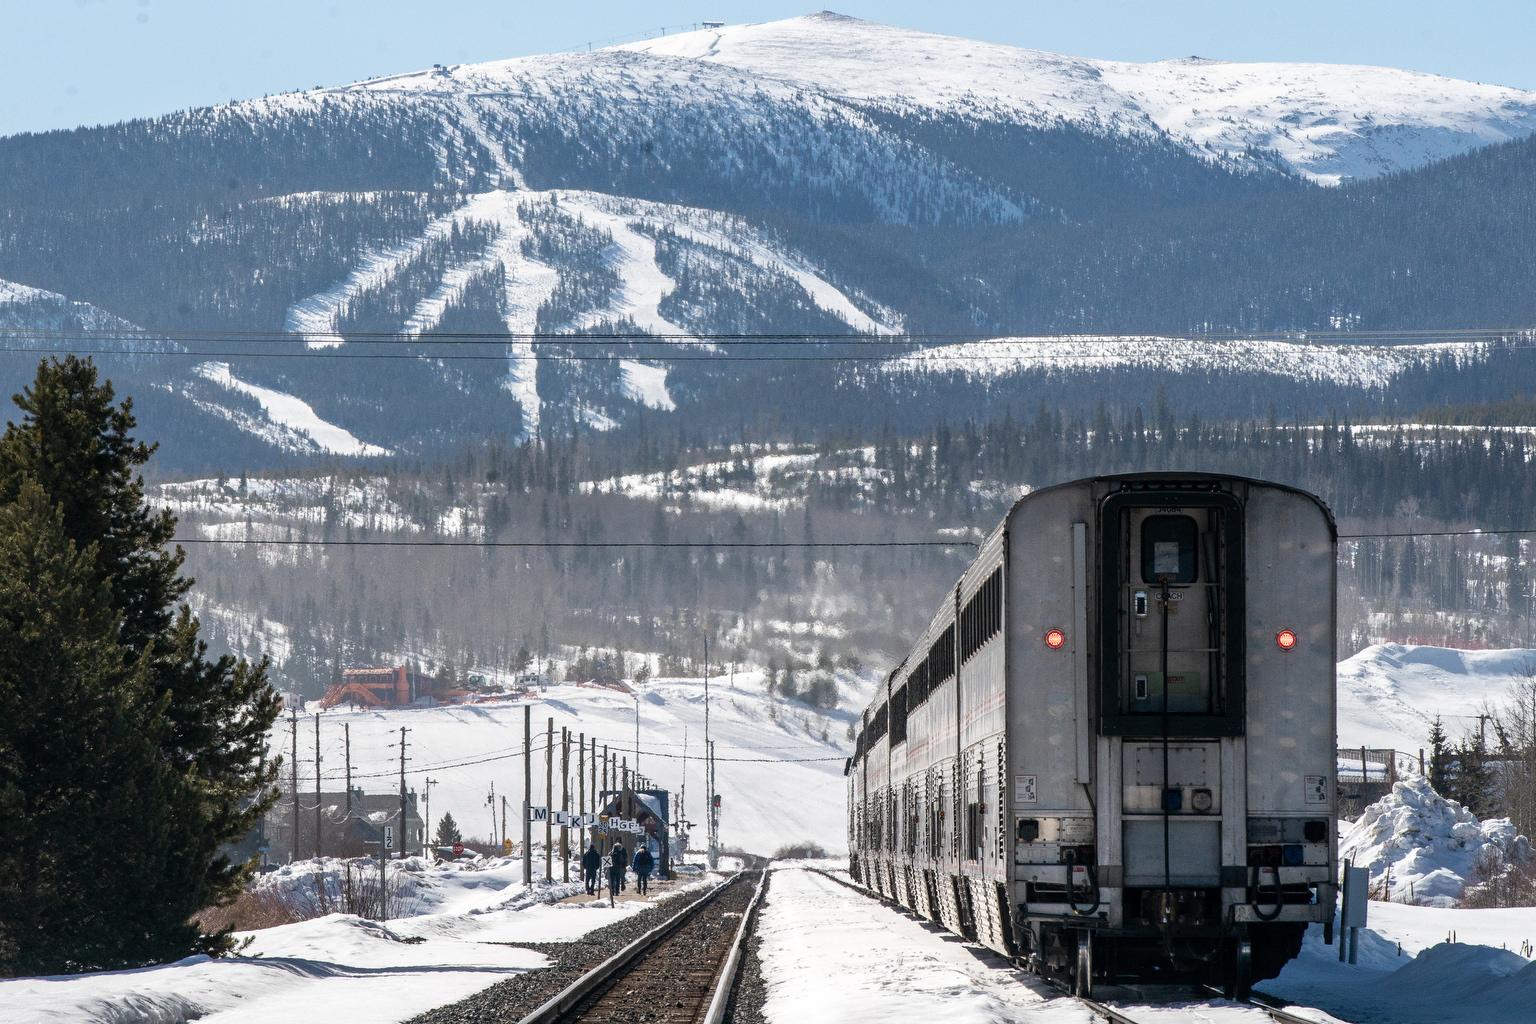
(847, 473, 1337, 996)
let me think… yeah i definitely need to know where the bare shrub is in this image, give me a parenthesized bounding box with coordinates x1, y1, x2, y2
(194, 886, 307, 934)
(1460, 847, 1536, 908)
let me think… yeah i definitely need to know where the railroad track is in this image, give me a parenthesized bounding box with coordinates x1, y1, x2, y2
(516, 870, 766, 1024)
(804, 867, 1338, 1024)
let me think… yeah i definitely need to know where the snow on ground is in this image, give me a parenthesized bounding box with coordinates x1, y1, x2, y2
(758, 866, 1093, 1024)
(1337, 643, 1536, 751)
(0, 856, 720, 1024)
(1267, 907, 1536, 1024)
(624, 13, 1536, 184)
(1341, 776, 1533, 905)
(288, 672, 863, 860)
(196, 362, 391, 457)
(619, 359, 676, 411)
(875, 335, 1489, 389)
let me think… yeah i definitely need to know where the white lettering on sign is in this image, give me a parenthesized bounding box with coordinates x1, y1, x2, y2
(1014, 774, 1038, 805)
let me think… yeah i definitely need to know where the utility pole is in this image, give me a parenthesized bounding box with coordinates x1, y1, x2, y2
(488, 780, 496, 853)
(633, 694, 641, 776)
(561, 727, 570, 881)
(314, 713, 323, 859)
(680, 725, 688, 855)
(522, 704, 532, 885)
(501, 795, 508, 853)
(424, 776, 439, 855)
(397, 727, 410, 862)
(545, 716, 553, 881)
(704, 635, 716, 868)
(709, 739, 719, 868)
(344, 722, 353, 819)
(289, 708, 298, 864)
(578, 730, 586, 854)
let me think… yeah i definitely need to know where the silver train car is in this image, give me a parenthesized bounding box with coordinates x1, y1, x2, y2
(846, 473, 1337, 996)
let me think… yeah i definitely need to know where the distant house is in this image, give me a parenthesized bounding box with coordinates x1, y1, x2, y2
(320, 665, 472, 709)
(261, 788, 426, 863)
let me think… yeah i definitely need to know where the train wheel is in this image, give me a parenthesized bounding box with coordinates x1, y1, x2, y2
(1225, 939, 1252, 1000)
(1073, 930, 1093, 997)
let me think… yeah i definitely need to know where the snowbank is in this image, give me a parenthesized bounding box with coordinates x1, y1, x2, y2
(1341, 776, 1532, 905)
(0, 857, 719, 1022)
(1270, 918, 1536, 1024)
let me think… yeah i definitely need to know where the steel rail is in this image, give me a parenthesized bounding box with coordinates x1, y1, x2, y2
(700, 869, 769, 1024)
(515, 872, 746, 1024)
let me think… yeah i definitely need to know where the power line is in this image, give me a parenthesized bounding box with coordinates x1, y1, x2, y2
(1, 324, 1534, 343)
(329, 733, 844, 781)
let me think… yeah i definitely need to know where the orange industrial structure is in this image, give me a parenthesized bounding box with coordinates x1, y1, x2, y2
(320, 666, 470, 709)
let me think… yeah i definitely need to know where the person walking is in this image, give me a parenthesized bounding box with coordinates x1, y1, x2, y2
(581, 842, 602, 896)
(607, 842, 627, 905)
(632, 843, 655, 896)
(615, 840, 631, 891)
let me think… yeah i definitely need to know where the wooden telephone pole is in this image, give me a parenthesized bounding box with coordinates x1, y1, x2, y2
(560, 727, 570, 881)
(545, 716, 553, 881)
(313, 713, 323, 859)
(289, 708, 298, 863)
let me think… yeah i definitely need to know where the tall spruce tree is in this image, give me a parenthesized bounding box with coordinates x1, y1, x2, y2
(434, 812, 463, 847)
(0, 358, 279, 975)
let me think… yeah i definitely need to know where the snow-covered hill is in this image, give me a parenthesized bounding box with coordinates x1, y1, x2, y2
(283, 671, 865, 859)
(1338, 644, 1536, 751)
(287, 12, 1536, 186)
(624, 13, 1536, 185)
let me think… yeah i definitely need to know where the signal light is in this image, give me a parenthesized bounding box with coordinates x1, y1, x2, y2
(1044, 628, 1066, 650)
(1275, 628, 1298, 652)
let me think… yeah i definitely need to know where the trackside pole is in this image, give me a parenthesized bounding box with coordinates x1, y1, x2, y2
(523, 704, 532, 885)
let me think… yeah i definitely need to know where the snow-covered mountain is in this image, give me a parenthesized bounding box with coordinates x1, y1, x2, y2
(5, 11, 1536, 466)
(625, 13, 1536, 185)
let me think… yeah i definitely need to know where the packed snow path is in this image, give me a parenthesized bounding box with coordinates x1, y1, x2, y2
(755, 866, 1093, 1024)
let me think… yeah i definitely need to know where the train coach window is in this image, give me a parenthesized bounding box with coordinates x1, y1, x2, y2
(1140, 515, 1199, 584)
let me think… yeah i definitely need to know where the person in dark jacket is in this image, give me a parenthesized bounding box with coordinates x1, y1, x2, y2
(607, 843, 628, 901)
(611, 841, 629, 890)
(581, 843, 602, 895)
(632, 844, 655, 895)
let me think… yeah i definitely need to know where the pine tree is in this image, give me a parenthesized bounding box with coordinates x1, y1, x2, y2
(1454, 730, 1497, 817)
(0, 481, 171, 973)
(434, 812, 463, 847)
(1427, 716, 1454, 796)
(0, 358, 279, 973)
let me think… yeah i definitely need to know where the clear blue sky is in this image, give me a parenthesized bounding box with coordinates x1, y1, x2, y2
(6, 1, 1534, 136)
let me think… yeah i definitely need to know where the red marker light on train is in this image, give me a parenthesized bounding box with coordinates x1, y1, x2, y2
(1276, 628, 1298, 651)
(1044, 628, 1066, 650)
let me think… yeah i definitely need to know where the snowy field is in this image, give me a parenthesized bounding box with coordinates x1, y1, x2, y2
(282, 670, 862, 860)
(1336, 643, 1536, 751)
(0, 857, 719, 1024)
